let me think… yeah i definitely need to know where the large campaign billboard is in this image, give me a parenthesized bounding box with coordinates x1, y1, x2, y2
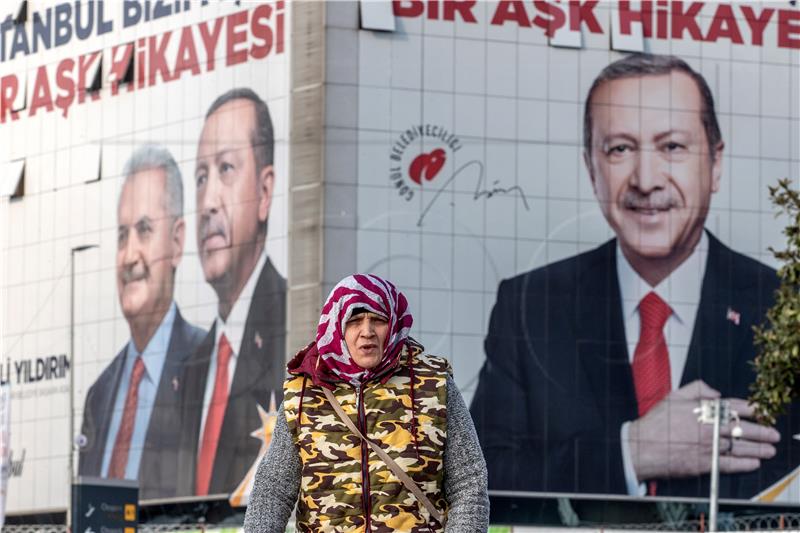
(0, 0, 289, 512)
(2, 0, 800, 518)
(348, 0, 800, 503)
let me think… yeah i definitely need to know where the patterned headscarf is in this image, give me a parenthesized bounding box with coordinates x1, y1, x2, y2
(316, 274, 413, 386)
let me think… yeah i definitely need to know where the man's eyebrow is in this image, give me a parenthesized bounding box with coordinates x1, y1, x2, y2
(214, 148, 238, 162)
(653, 130, 692, 142)
(599, 133, 639, 147)
(601, 132, 638, 141)
(134, 215, 153, 227)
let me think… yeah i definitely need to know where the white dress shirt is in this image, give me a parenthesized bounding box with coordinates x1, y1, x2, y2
(198, 251, 268, 446)
(618, 232, 709, 495)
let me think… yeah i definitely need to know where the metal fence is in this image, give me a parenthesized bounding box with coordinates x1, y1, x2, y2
(1, 528, 64, 533)
(577, 512, 800, 532)
(0, 526, 216, 533)
(1, 527, 67, 533)
(1, 526, 263, 533)
(7, 516, 800, 533)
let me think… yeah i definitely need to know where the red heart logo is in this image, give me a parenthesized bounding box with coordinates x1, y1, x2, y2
(408, 148, 446, 185)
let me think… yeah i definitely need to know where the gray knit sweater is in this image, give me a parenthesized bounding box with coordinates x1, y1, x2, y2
(243, 375, 489, 532)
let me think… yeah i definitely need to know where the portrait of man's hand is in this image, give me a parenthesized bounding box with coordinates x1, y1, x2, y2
(628, 380, 780, 482)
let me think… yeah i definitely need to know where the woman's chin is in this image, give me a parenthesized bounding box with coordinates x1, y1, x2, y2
(354, 352, 382, 370)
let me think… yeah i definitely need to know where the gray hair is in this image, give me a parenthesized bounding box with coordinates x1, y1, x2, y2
(583, 53, 722, 159)
(120, 144, 184, 219)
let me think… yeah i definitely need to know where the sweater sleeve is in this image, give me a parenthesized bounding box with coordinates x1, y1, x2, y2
(243, 403, 301, 533)
(443, 375, 490, 532)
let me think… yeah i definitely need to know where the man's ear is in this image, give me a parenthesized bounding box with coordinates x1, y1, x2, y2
(583, 149, 597, 193)
(170, 217, 185, 269)
(258, 164, 275, 224)
(710, 141, 724, 193)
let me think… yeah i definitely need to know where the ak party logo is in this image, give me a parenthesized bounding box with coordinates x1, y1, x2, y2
(389, 124, 462, 201)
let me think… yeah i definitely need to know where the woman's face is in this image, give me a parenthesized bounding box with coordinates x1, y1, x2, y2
(345, 311, 390, 370)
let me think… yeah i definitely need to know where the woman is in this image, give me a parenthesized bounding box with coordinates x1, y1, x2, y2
(244, 274, 489, 532)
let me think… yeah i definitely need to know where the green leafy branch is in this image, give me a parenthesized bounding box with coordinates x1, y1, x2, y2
(750, 178, 800, 425)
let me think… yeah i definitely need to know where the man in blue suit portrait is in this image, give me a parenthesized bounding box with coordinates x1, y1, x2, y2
(78, 144, 205, 499)
(471, 54, 794, 499)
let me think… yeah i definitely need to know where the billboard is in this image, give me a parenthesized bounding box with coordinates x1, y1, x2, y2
(0, 385, 9, 526)
(0, 0, 289, 512)
(1, 0, 799, 519)
(349, 0, 800, 503)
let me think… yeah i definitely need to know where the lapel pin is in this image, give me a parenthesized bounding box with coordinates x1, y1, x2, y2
(726, 307, 741, 326)
(172, 376, 180, 391)
(254, 331, 263, 349)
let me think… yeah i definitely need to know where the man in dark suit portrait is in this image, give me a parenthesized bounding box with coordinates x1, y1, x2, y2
(177, 88, 286, 498)
(470, 54, 793, 499)
(78, 144, 206, 499)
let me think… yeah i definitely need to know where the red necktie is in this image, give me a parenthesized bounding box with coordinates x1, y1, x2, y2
(196, 333, 233, 495)
(631, 291, 671, 495)
(108, 356, 145, 479)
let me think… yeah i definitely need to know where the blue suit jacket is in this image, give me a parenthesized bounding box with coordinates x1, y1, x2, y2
(470, 232, 798, 498)
(78, 306, 205, 500)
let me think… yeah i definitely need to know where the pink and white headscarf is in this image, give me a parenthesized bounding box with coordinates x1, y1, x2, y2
(316, 274, 413, 386)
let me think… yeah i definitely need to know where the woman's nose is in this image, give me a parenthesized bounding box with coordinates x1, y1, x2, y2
(362, 321, 376, 337)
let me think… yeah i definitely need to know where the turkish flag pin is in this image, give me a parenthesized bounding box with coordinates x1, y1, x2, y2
(726, 307, 741, 326)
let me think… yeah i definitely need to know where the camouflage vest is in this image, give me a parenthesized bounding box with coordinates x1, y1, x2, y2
(283, 341, 449, 532)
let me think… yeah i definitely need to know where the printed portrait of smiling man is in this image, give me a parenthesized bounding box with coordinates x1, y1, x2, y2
(586, 60, 722, 287)
(176, 88, 287, 498)
(471, 53, 795, 500)
(79, 145, 206, 499)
